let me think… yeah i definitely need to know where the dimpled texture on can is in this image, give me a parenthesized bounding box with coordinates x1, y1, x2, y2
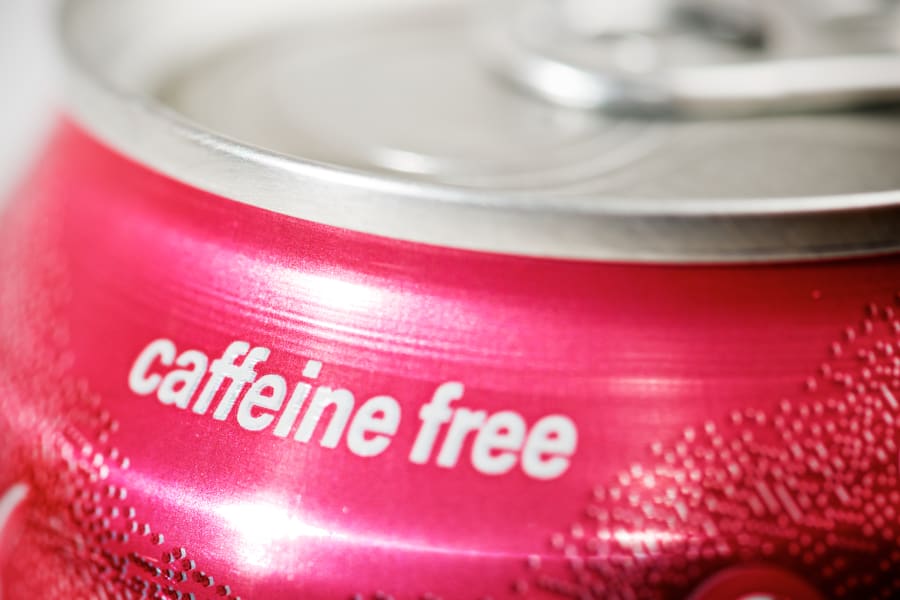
(0, 133, 236, 599)
(530, 301, 900, 599)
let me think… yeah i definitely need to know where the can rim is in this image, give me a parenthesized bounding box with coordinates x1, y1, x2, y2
(59, 0, 900, 263)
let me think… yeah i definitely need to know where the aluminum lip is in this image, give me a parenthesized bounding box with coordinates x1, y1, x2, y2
(58, 0, 900, 262)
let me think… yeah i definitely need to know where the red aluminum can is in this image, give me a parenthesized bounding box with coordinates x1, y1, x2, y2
(3, 1, 900, 599)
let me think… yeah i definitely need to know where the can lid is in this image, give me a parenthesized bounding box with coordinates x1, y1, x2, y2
(62, 0, 900, 262)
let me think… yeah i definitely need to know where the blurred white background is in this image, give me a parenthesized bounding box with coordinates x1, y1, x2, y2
(0, 0, 60, 203)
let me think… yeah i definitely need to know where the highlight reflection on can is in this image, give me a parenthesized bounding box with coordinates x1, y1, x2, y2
(2, 0, 900, 598)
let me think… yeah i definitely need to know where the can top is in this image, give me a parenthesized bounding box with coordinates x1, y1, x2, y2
(61, 0, 900, 262)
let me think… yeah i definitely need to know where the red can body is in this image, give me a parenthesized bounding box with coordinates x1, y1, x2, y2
(2, 122, 900, 599)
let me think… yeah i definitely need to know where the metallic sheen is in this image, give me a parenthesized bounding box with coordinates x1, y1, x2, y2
(60, 0, 900, 261)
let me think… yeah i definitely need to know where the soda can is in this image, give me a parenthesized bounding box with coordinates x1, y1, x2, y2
(2, 0, 900, 598)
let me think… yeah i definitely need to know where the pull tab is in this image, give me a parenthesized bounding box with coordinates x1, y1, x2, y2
(479, 0, 900, 116)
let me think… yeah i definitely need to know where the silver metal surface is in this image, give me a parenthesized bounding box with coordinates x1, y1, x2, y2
(484, 0, 900, 116)
(60, 0, 900, 262)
